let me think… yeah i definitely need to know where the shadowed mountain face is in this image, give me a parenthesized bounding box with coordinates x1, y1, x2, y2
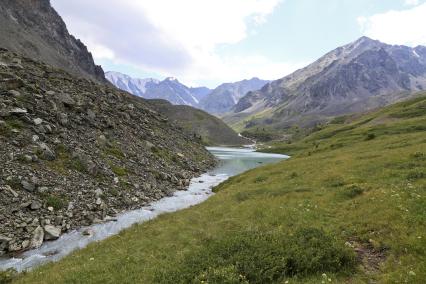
(199, 78, 269, 114)
(148, 100, 251, 146)
(0, 0, 105, 83)
(228, 37, 426, 130)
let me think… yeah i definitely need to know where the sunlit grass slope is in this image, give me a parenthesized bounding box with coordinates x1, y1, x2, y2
(14, 95, 426, 283)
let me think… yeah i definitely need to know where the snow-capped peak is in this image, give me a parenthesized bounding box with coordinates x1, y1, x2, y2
(165, 77, 178, 82)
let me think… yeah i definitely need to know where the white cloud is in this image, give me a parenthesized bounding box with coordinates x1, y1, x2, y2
(51, 0, 291, 87)
(180, 54, 305, 87)
(404, 0, 419, 6)
(358, 3, 426, 47)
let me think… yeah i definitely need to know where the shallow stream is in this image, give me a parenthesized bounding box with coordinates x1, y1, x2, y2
(0, 147, 288, 272)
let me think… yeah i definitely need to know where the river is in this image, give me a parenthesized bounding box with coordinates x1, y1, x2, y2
(0, 147, 288, 272)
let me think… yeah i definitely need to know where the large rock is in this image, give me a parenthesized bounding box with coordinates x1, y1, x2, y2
(21, 180, 36, 192)
(30, 200, 42, 210)
(57, 93, 75, 107)
(39, 143, 56, 161)
(0, 235, 11, 255)
(9, 107, 27, 115)
(43, 225, 61, 240)
(30, 226, 44, 249)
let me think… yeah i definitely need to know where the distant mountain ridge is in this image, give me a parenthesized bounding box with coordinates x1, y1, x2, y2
(106, 71, 210, 107)
(199, 78, 269, 114)
(226, 37, 426, 131)
(106, 71, 269, 113)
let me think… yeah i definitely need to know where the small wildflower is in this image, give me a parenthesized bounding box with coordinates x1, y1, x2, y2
(89, 257, 94, 261)
(409, 271, 416, 276)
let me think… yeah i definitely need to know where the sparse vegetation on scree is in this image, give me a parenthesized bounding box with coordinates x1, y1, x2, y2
(13, 95, 426, 283)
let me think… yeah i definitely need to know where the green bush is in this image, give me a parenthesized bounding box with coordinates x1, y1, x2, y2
(289, 172, 298, 178)
(0, 268, 17, 283)
(407, 171, 425, 181)
(365, 133, 376, 141)
(412, 152, 425, 160)
(340, 184, 364, 199)
(330, 116, 348, 124)
(254, 175, 267, 183)
(325, 176, 346, 187)
(69, 158, 85, 172)
(156, 228, 357, 283)
(195, 265, 249, 284)
(104, 144, 125, 159)
(111, 165, 127, 176)
(45, 194, 68, 210)
(6, 177, 22, 190)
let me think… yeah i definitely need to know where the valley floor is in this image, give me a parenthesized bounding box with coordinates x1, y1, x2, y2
(8, 96, 426, 283)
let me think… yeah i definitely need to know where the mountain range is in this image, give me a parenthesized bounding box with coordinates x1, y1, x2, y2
(106, 72, 210, 106)
(225, 36, 426, 133)
(106, 71, 269, 114)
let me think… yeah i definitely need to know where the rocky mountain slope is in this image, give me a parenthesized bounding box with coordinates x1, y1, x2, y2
(149, 100, 250, 146)
(106, 71, 211, 107)
(0, 49, 215, 256)
(200, 78, 269, 114)
(227, 37, 426, 132)
(0, 0, 105, 83)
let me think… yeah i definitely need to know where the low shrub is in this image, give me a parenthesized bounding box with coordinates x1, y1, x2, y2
(254, 175, 267, 183)
(195, 265, 249, 284)
(412, 152, 425, 160)
(325, 176, 346, 187)
(69, 158, 85, 172)
(289, 172, 298, 178)
(111, 165, 127, 176)
(156, 228, 357, 283)
(407, 171, 425, 181)
(5, 177, 22, 190)
(365, 133, 376, 141)
(0, 268, 17, 283)
(104, 144, 125, 159)
(339, 184, 364, 199)
(45, 194, 68, 210)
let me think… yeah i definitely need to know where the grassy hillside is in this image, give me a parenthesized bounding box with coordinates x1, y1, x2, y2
(149, 99, 250, 146)
(10, 95, 426, 283)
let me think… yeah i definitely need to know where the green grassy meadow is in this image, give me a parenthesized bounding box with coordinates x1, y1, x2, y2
(10, 95, 426, 283)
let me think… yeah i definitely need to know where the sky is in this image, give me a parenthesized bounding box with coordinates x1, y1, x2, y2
(51, 0, 426, 88)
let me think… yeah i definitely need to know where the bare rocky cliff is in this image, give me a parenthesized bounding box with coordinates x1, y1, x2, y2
(0, 0, 106, 82)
